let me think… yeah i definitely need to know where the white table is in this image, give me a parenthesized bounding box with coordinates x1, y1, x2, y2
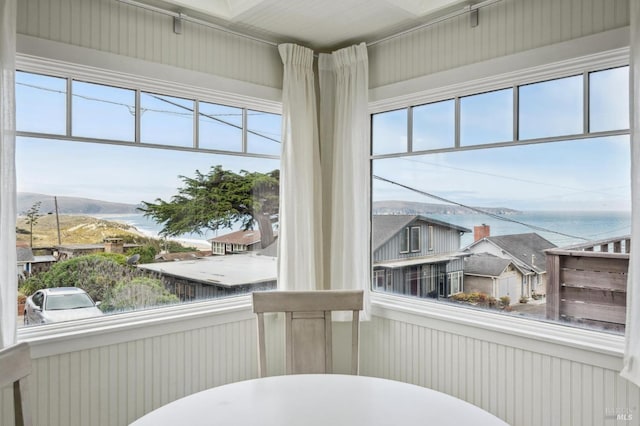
(130, 374, 508, 426)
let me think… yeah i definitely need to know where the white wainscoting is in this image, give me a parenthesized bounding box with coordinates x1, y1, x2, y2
(3, 297, 639, 425)
(362, 298, 640, 426)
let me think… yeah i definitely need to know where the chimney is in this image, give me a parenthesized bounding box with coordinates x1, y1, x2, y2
(474, 224, 490, 242)
(104, 237, 124, 254)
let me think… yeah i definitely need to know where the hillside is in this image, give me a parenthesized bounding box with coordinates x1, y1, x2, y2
(16, 214, 146, 246)
(18, 193, 141, 215)
(373, 200, 520, 215)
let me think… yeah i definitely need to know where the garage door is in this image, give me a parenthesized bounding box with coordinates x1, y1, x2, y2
(498, 275, 520, 302)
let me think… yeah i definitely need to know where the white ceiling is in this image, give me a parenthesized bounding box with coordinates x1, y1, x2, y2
(135, 0, 475, 51)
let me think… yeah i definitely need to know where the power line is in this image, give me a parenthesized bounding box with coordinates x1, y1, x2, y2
(372, 174, 590, 241)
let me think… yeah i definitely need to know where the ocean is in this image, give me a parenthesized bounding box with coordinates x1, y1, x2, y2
(95, 210, 632, 250)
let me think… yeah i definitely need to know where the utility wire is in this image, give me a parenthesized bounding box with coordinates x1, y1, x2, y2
(17, 81, 280, 144)
(373, 174, 590, 241)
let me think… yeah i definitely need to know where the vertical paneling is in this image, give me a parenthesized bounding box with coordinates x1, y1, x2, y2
(1, 317, 260, 425)
(369, 0, 630, 89)
(16, 0, 282, 89)
(361, 315, 640, 426)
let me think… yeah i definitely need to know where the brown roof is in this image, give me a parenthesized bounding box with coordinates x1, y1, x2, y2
(209, 230, 262, 246)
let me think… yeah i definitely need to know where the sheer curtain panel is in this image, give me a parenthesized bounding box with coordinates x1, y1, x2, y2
(277, 44, 323, 291)
(319, 43, 371, 318)
(0, 0, 17, 348)
(622, 0, 640, 387)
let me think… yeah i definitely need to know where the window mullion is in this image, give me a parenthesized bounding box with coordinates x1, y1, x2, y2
(583, 71, 590, 134)
(135, 89, 141, 143)
(513, 84, 519, 141)
(407, 107, 413, 153)
(66, 78, 72, 137)
(194, 100, 199, 149)
(454, 97, 460, 148)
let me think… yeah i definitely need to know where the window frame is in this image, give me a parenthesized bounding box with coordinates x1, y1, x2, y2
(399, 227, 410, 254)
(368, 34, 631, 346)
(15, 49, 283, 330)
(410, 226, 421, 252)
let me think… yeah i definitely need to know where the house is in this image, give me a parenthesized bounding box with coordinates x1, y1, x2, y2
(209, 230, 263, 255)
(463, 252, 526, 304)
(154, 250, 212, 262)
(372, 215, 470, 298)
(2, 1, 638, 425)
(56, 238, 140, 260)
(464, 227, 557, 298)
(137, 251, 277, 301)
(16, 244, 56, 278)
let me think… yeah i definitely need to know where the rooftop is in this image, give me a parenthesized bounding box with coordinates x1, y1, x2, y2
(138, 252, 277, 287)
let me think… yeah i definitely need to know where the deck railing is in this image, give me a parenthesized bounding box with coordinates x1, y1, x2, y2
(545, 236, 630, 331)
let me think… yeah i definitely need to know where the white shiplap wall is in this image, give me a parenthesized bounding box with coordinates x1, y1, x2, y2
(369, 0, 630, 89)
(16, 0, 283, 89)
(361, 307, 640, 426)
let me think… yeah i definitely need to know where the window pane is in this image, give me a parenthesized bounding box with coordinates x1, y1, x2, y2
(590, 67, 629, 132)
(372, 109, 407, 155)
(72, 81, 135, 141)
(412, 100, 455, 151)
(372, 136, 630, 333)
(16, 71, 67, 135)
(199, 102, 243, 152)
(140, 92, 194, 147)
(410, 226, 420, 252)
(17, 136, 280, 326)
(519, 75, 583, 140)
(460, 88, 513, 146)
(247, 110, 281, 155)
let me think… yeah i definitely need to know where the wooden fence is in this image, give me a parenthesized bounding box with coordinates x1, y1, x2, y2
(545, 236, 630, 332)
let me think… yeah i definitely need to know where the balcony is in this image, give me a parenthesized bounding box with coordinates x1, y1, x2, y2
(545, 236, 630, 333)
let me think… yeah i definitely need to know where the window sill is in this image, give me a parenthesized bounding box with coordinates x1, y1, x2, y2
(369, 292, 625, 370)
(18, 295, 254, 358)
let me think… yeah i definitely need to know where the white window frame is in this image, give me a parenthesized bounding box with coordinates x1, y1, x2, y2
(410, 226, 421, 252)
(14, 37, 282, 338)
(399, 227, 410, 253)
(369, 27, 630, 353)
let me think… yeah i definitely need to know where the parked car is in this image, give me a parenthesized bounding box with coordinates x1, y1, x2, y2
(24, 287, 103, 325)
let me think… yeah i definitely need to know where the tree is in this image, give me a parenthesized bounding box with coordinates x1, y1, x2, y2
(140, 166, 279, 249)
(23, 201, 42, 247)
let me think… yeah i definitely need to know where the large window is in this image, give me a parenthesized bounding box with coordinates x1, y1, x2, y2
(16, 70, 281, 327)
(371, 65, 630, 335)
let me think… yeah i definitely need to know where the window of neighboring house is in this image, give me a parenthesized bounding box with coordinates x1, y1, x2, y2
(15, 69, 281, 328)
(428, 225, 434, 251)
(410, 226, 420, 252)
(373, 269, 386, 290)
(400, 227, 410, 253)
(371, 64, 631, 335)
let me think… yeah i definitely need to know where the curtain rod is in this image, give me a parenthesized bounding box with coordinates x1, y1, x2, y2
(116, 0, 503, 50)
(367, 0, 503, 47)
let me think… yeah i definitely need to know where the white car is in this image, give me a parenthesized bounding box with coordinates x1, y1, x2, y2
(24, 287, 103, 325)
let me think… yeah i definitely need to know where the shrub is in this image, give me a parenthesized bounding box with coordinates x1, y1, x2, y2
(126, 245, 158, 264)
(101, 277, 178, 312)
(499, 296, 511, 307)
(519, 296, 529, 304)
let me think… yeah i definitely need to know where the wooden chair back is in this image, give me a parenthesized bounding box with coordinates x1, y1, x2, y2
(0, 342, 32, 426)
(252, 290, 363, 377)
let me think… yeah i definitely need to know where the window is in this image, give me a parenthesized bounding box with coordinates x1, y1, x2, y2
(16, 70, 281, 327)
(400, 227, 410, 253)
(410, 226, 420, 252)
(371, 64, 630, 335)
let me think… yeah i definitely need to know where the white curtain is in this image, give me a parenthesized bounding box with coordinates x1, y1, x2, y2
(277, 43, 324, 291)
(622, 1, 640, 387)
(0, 0, 17, 348)
(319, 43, 371, 318)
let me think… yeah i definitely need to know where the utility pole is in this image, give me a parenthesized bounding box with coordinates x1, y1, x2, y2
(54, 196, 61, 245)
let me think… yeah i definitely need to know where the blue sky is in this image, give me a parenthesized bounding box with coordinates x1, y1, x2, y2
(372, 66, 630, 212)
(15, 66, 631, 212)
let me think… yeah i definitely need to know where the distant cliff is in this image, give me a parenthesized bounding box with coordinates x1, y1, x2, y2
(373, 200, 520, 215)
(18, 193, 141, 215)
